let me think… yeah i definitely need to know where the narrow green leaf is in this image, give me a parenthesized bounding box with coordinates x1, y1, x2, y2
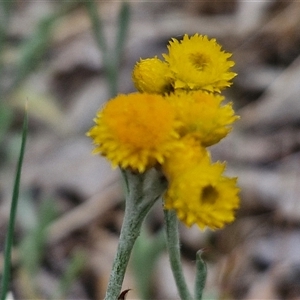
(85, 1, 131, 98)
(115, 1, 130, 61)
(85, 0, 117, 97)
(0, 108, 28, 300)
(84, 1, 107, 52)
(13, 16, 55, 87)
(13, 1, 78, 89)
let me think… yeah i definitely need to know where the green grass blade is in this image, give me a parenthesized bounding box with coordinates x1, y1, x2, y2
(12, 1, 79, 90)
(85, 1, 131, 98)
(115, 2, 130, 61)
(13, 16, 55, 87)
(0, 108, 28, 300)
(85, 0, 118, 97)
(84, 1, 107, 53)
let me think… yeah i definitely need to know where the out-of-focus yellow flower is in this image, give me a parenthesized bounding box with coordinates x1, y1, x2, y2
(87, 93, 181, 173)
(162, 135, 209, 180)
(164, 159, 240, 230)
(163, 34, 236, 93)
(132, 57, 172, 94)
(166, 91, 239, 146)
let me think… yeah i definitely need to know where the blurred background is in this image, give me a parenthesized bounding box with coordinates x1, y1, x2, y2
(1, 1, 300, 299)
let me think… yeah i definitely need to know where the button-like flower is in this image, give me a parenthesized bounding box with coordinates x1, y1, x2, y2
(132, 57, 172, 94)
(164, 157, 240, 230)
(166, 90, 239, 146)
(163, 34, 236, 92)
(87, 93, 181, 173)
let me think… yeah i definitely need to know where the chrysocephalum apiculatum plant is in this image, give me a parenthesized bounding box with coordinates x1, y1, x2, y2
(87, 33, 240, 300)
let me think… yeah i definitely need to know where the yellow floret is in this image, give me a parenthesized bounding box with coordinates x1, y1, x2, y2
(164, 159, 240, 230)
(162, 135, 209, 180)
(87, 93, 181, 172)
(163, 34, 236, 93)
(132, 57, 173, 94)
(166, 90, 239, 146)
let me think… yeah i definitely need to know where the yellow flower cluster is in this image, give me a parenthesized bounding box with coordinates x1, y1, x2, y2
(132, 34, 236, 94)
(87, 34, 240, 230)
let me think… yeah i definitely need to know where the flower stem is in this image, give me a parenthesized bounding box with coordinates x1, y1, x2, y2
(104, 169, 167, 300)
(164, 210, 193, 300)
(104, 200, 143, 300)
(194, 250, 207, 300)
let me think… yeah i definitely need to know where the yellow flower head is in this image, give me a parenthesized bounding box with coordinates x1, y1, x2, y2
(87, 93, 181, 173)
(163, 34, 236, 92)
(166, 91, 239, 146)
(162, 135, 209, 180)
(164, 159, 240, 230)
(132, 57, 173, 94)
